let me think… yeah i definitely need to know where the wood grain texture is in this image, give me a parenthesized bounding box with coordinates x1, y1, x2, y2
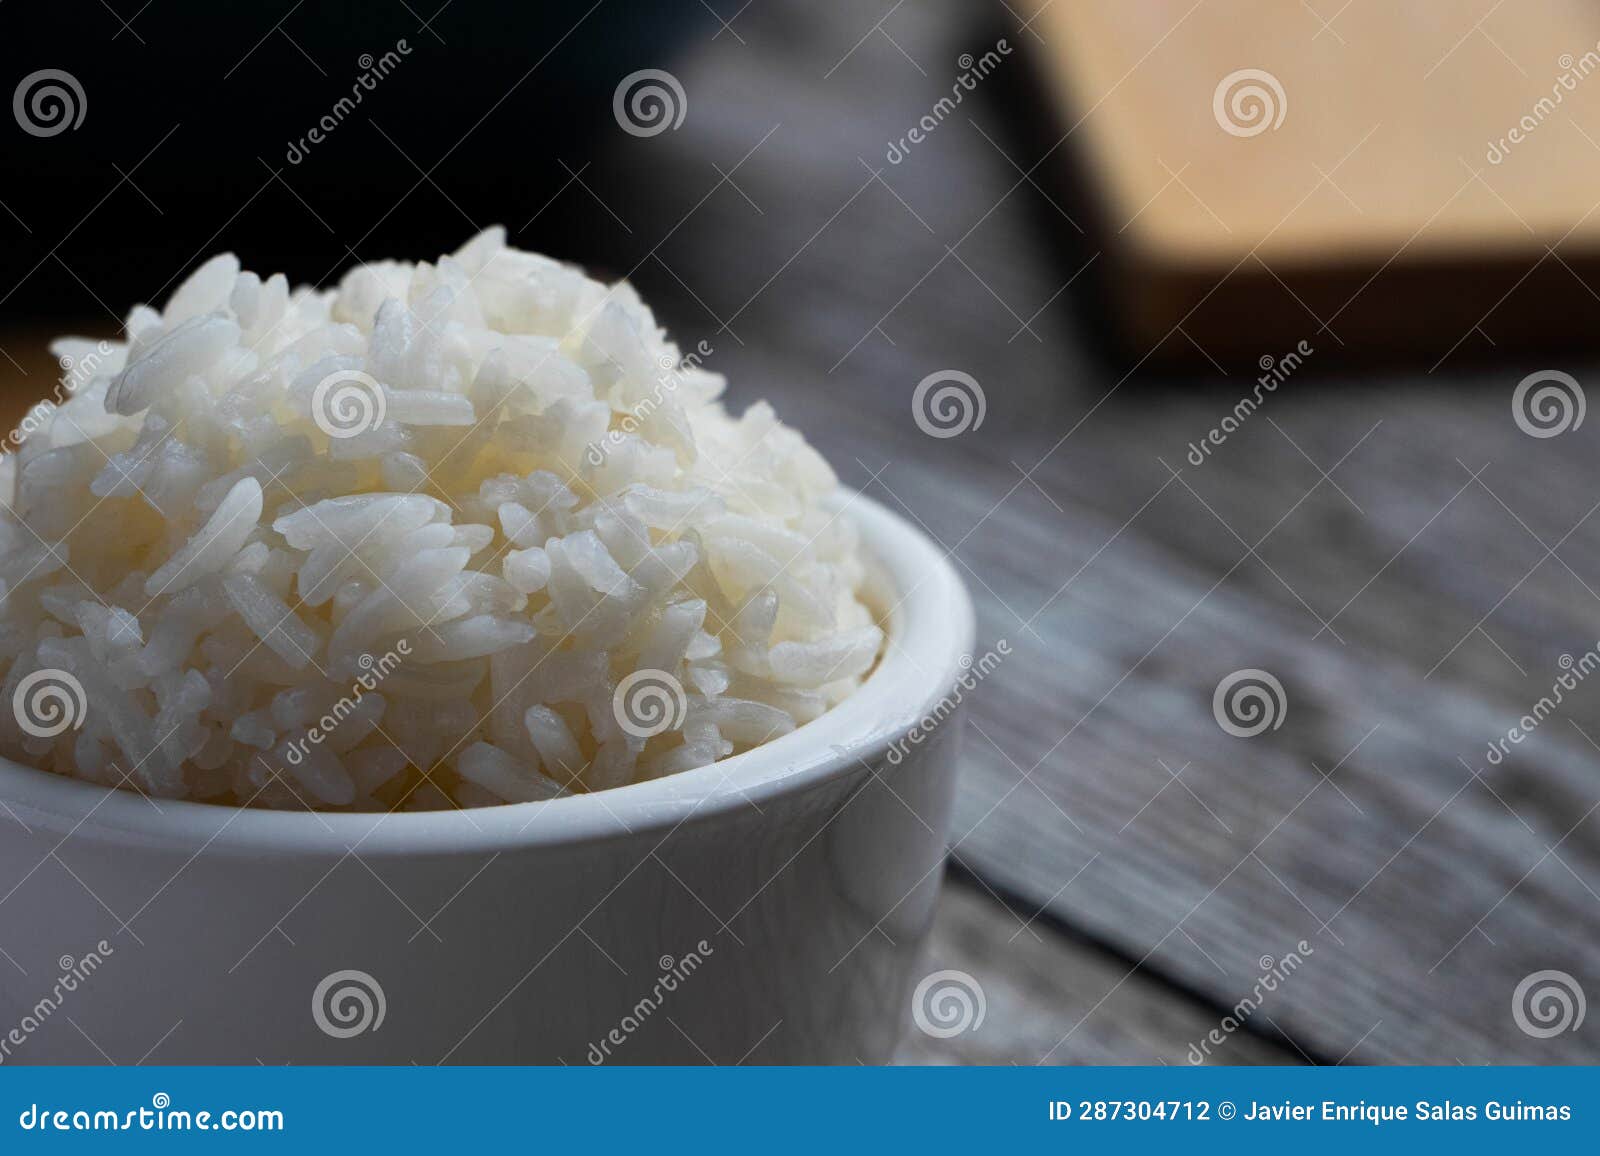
(5, 0, 1600, 1066)
(578, 0, 1600, 1063)
(897, 875, 1300, 1065)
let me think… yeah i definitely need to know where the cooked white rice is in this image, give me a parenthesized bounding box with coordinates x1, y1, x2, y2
(0, 229, 881, 810)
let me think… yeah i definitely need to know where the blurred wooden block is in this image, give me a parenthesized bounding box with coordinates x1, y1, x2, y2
(1024, 0, 1600, 364)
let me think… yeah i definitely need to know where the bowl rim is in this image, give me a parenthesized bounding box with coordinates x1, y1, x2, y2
(0, 487, 975, 856)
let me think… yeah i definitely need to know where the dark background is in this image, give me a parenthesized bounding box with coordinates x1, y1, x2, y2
(0, 1, 719, 322)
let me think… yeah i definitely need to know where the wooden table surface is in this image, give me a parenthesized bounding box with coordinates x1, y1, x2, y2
(4, 0, 1598, 1065)
(602, 0, 1600, 1064)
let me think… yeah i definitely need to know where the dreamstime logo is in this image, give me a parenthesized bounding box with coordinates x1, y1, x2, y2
(613, 669, 687, 739)
(13, 69, 86, 137)
(12, 669, 87, 739)
(912, 370, 986, 438)
(311, 969, 386, 1039)
(1487, 46, 1600, 164)
(311, 369, 386, 439)
(1212, 668, 1286, 738)
(613, 69, 687, 137)
(283, 640, 409, 766)
(1512, 970, 1586, 1038)
(16, 1092, 283, 1132)
(586, 339, 714, 467)
(887, 639, 1009, 765)
(1512, 370, 1585, 438)
(0, 939, 113, 1065)
(1485, 646, 1600, 766)
(285, 40, 412, 164)
(1185, 940, 1312, 1063)
(0, 340, 115, 469)
(1212, 68, 1286, 137)
(885, 39, 1013, 164)
(1186, 339, 1312, 465)
(586, 940, 714, 1064)
(56, 341, 116, 393)
(912, 969, 986, 1038)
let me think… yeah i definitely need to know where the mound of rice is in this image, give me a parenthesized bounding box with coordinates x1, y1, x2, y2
(0, 228, 881, 810)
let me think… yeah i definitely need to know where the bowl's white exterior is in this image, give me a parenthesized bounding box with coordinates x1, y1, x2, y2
(0, 492, 973, 1064)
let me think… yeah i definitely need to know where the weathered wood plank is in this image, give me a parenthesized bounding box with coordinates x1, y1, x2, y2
(897, 875, 1302, 1065)
(586, 0, 1600, 1062)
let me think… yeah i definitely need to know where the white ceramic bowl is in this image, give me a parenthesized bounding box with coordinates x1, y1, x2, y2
(0, 490, 973, 1065)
